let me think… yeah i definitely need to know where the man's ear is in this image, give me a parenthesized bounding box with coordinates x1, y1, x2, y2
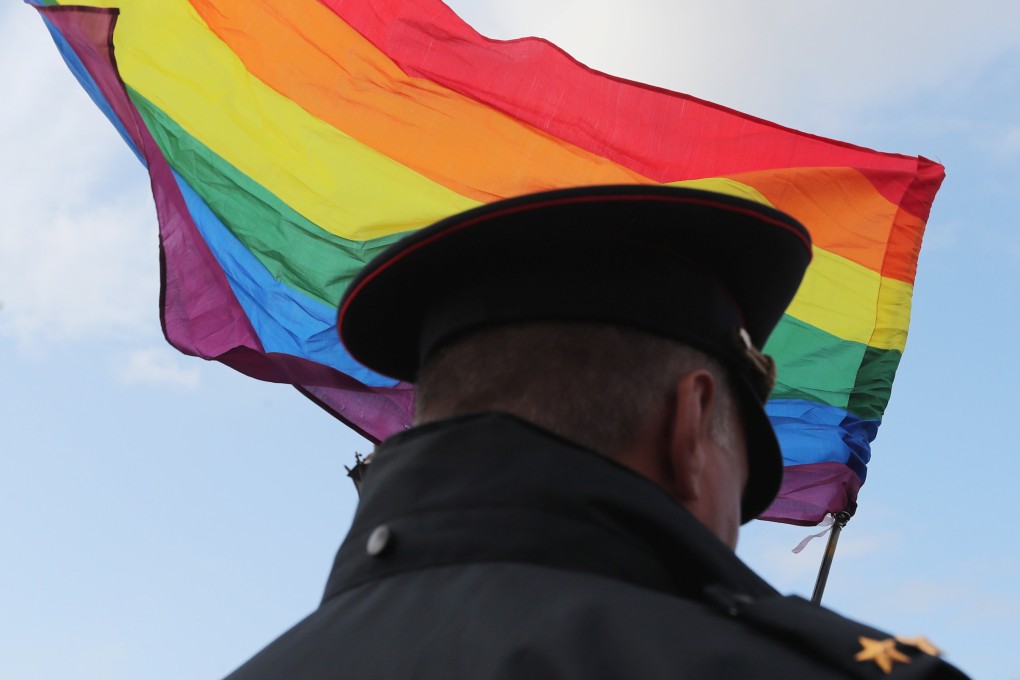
(667, 369, 717, 502)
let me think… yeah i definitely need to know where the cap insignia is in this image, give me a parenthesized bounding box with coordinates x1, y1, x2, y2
(731, 328, 777, 401)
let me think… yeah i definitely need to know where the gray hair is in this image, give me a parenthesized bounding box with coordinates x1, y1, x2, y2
(414, 322, 738, 457)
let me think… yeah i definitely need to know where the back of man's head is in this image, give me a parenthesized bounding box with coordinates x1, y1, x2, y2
(414, 322, 738, 462)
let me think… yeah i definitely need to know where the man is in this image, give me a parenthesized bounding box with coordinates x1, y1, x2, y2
(226, 186, 969, 678)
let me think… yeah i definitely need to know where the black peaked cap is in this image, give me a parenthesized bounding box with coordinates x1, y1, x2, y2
(338, 185, 812, 522)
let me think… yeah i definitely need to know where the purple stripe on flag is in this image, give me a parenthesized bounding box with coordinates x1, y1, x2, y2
(299, 382, 413, 442)
(759, 462, 863, 526)
(39, 5, 263, 359)
(40, 5, 416, 441)
(35, 6, 143, 163)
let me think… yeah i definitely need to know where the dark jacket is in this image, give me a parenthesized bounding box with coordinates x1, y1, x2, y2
(225, 413, 969, 679)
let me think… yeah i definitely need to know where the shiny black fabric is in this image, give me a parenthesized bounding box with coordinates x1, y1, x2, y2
(225, 414, 969, 679)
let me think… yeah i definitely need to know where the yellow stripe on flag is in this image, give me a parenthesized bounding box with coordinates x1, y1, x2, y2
(668, 178, 771, 204)
(789, 248, 912, 351)
(670, 178, 912, 351)
(77, 0, 479, 240)
(188, 0, 651, 205)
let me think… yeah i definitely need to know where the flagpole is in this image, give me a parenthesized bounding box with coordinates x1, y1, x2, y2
(811, 511, 851, 605)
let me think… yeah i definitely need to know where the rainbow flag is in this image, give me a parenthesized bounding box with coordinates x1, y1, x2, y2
(28, 0, 944, 525)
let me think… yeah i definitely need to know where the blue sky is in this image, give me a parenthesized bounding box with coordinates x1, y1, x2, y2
(2, 1, 1018, 678)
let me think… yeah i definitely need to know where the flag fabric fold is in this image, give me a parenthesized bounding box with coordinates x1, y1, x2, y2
(29, 0, 944, 525)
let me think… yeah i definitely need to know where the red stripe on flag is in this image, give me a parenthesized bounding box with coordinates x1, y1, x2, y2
(320, 0, 935, 214)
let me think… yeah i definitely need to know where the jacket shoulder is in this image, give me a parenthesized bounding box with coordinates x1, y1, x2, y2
(224, 561, 968, 679)
(705, 587, 969, 679)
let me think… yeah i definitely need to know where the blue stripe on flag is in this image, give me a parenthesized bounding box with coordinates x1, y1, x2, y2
(767, 399, 876, 481)
(172, 169, 397, 388)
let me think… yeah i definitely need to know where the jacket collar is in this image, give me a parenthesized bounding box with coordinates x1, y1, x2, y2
(323, 412, 776, 604)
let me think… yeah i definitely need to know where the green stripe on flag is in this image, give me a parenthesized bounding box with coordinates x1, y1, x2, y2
(131, 88, 408, 308)
(768, 315, 896, 420)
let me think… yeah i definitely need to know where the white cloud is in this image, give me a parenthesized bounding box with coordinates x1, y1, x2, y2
(988, 231, 1020, 263)
(739, 521, 840, 591)
(117, 347, 201, 390)
(737, 500, 909, 596)
(922, 221, 961, 250)
(450, 0, 1020, 135)
(0, 5, 158, 351)
(0, 196, 158, 349)
(833, 528, 903, 559)
(750, 525, 902, 587)
(1001, 126, 1020, 155)
(881, 578, 963, 617)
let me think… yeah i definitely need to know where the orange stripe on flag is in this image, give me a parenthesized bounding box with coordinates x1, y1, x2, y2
(733, 167, 920, 283)
(189, 0, 650, 203)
